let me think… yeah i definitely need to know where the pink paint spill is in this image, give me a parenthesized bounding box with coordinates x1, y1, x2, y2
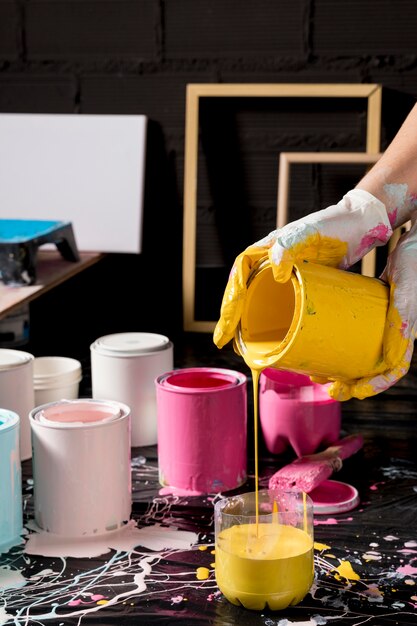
(159, 486, 204, 497)
(370, 481, 385, 491)
(314, 516, 353, 526)
(397, 564, 417, 576)
(355, 224, 391, 258)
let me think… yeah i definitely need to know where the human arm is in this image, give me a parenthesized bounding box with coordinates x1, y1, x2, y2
(214, 104, 417, 399)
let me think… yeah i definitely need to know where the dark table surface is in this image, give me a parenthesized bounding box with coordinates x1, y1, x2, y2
(1, 333, 417, 626)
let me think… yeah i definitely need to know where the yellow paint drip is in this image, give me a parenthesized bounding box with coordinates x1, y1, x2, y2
(97, 600, 108, 605)
(334, 560, 360, 581)
(196, 567, 210, 580)
(198, 545, 208, 551)
(314, 542, 331, 551)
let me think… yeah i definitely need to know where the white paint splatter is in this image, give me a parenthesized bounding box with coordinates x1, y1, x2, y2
(278, 617, 327, 626)
(25, 521, 198, 558)
(0, 566, 27, 590)
(383, 183, 408, 209)
(405, 540, 417, 548)
(362, 551, 382, 561)
(0, 606, 13, 626)
(384, 535, 399, 541)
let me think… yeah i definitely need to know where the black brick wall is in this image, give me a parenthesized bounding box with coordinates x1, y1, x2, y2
(1, 0, 417, 346)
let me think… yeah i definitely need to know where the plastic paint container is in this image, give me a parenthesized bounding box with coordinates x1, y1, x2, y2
(156, 367, 247, 495)
(259, 368, 341, 457)
(0, 348, 35, 460)
(33, 356, 82, 406)
(309, 479, 360, 515)
(235, 258, 389, 382)
(91, 332, 174, 447)
(30, 399, 131, 536)
(0, 410, 23, 552)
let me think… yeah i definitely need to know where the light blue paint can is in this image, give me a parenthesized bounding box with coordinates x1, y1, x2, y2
(0, 409, 23, 553)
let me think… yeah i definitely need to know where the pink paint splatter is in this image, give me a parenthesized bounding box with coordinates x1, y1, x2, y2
(399, 549, 417, 555)
(397, 564, 417, 576)
(370, 481, 385, 491)
(314, 516, 353, 526)
(355, 224, 391, 257)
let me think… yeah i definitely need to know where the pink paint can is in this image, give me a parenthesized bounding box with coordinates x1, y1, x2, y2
(156, 367, 247, 495)
(259, 369, 341, 457)
(29, 399, 131, 536)
(91, 332, 174, 447)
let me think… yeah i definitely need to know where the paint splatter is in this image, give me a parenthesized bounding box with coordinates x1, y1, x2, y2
(25, 521, 198, 558)
(334, 560, 360, 581)
(196, 567, 210, 580)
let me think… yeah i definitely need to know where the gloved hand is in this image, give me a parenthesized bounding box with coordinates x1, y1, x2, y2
(330, 217, 417, 400)
(214, 189, 392, 349)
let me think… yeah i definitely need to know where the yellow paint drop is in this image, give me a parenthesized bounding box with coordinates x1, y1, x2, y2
(210, 562, 215, 568)
(314, 542, 331, 551)
(334, 560, 360, 581)
(210, 549, 215, 555)
(97, 600, 108, 605)
(196, 567, 210, 580)
(198, 545, 208, 551)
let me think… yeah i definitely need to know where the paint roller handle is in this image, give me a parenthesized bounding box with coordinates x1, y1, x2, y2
(320, 434, 364, 462)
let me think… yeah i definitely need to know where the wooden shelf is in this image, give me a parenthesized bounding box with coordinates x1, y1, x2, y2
(0, 250, 104, 320)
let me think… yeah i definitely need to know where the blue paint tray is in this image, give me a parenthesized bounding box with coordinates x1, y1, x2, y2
(0, 219, 79, 285)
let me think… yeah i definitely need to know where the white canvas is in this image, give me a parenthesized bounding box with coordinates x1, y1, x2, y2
(0, 113, 147, 253)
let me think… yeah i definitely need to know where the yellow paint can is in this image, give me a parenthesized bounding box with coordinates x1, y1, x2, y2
(234, 258, 389, 381)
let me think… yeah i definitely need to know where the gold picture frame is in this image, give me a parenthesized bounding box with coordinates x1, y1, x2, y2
(277, 151, 383, 277)
(183, 83, 382, 332)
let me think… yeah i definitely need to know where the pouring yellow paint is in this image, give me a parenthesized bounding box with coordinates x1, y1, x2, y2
(215, 368, 314, 616)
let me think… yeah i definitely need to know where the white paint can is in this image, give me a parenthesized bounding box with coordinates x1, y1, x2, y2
(29, 399, 131, 536)
(0, 349, 35, 460)
(90, 332, 174, 447)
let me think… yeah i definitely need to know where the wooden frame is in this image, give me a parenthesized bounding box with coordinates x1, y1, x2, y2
(277, 152, 382, 277)
(183, 83, 382, 332)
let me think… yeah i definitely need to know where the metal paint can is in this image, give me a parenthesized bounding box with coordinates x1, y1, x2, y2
(156, 367, 247, 495)
(0, 349, 35, 460)
(91, 332, 174, 447)
(30, 399, 131, 536)
(235, 258, 389, 382)
(0, 409, 23, 552)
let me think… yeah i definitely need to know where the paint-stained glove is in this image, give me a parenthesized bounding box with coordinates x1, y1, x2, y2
(329, 217, 417, 400)
(214, 189, 392, 349)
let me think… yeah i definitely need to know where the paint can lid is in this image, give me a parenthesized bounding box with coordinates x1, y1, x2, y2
(0, 349, 33, 370)
(91, 332, 171, 356)
(0, 409, 19, 432)
(309, 479, 360, 515)
(31, 399, 126, 428)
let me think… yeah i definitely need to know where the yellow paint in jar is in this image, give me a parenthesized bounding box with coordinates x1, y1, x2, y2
(216, 523, 314, 611)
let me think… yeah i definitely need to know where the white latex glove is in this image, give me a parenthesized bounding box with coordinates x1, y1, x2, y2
(330, 217, 417, 400)
(214, 189, 392, 349)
